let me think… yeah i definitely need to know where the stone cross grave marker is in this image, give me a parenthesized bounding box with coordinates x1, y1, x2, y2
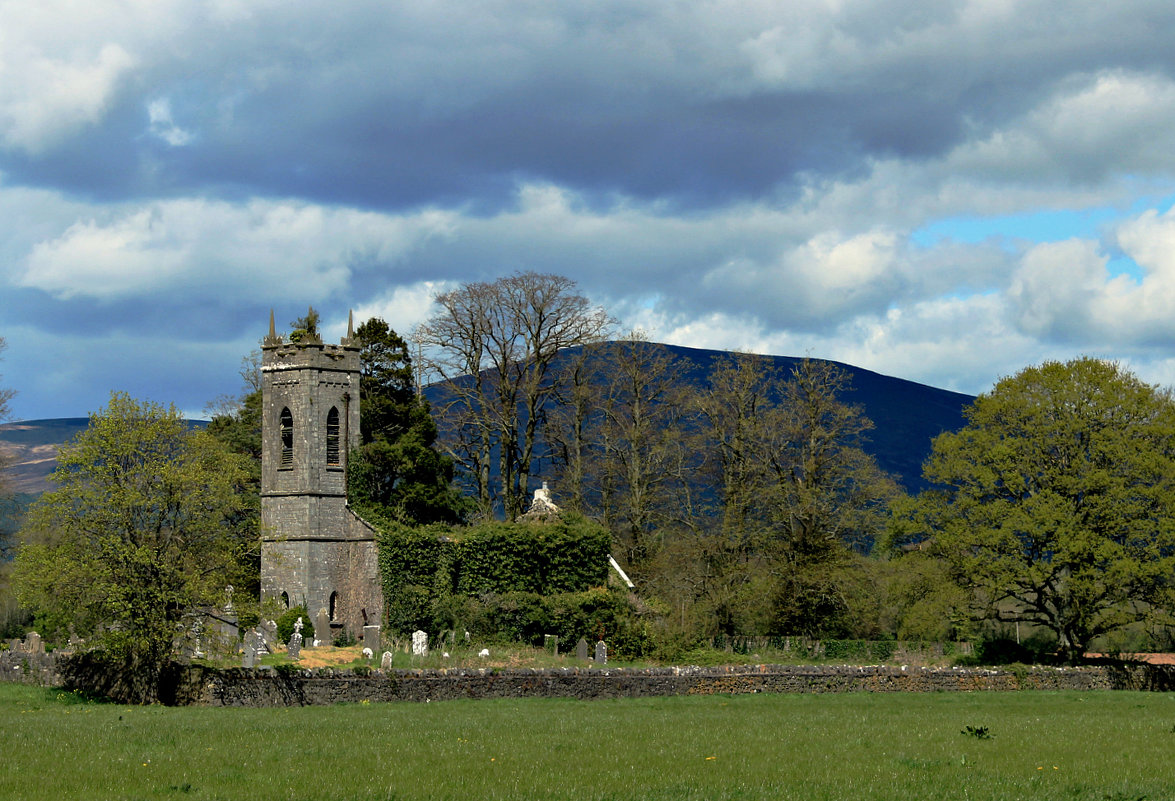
(412, 630, 428, 657)
(576, 638, 589, 661)
(191, 619, 205, 659)
(288, 619, 303, 660)
(314, 609, 331, 647)
(595, 640, 607, 664)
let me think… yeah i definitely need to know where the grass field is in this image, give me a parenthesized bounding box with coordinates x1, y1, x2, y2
(1, 684, 1173, 800)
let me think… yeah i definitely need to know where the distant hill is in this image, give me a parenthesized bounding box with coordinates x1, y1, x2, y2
(0, 345, 976, 499)
(0, 418, 91, 495)
(0, 418, 208, 497)
(423, 343, 976, 493)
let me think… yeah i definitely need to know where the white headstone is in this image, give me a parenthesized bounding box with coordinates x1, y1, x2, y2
(478, 648, 490, 658)
(380, 651, 394, 670)
(412, 630, 428, 657)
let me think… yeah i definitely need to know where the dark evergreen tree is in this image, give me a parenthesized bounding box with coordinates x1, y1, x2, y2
(349, 318, 468, 525)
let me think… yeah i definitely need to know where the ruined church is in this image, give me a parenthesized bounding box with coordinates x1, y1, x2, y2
(259, 312, 383, 638)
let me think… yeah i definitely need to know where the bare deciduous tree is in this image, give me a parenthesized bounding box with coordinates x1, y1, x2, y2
(416, 273, 611, 520)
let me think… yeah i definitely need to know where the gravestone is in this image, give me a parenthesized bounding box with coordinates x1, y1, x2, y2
(543, 634, 559, 656)
(576, 638, 589, 661)
(191, 620, 205, 659)
(260, 619, 278, 651)
(25, 632, 44, 655)
(242, 644, 256, 669)
(595, 640, 607, 664)
(315, 609, 331, 647)
(255, 627, 272, 655)
(363, 625, 381, 655)
(380, 651, 393, 670)
(362, 647, 373, 661)
(288, 631, 302, 661)
(412, 630, 428, 657)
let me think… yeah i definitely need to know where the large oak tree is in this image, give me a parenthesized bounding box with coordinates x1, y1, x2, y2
(895, 358, 1175, 660)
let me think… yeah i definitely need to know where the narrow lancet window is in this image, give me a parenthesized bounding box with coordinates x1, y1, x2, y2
(326, 407, 341, 466)
(280, 407, 294, 469)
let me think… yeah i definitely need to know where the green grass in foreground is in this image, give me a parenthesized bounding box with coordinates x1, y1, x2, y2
(1, 685, 1173, 800)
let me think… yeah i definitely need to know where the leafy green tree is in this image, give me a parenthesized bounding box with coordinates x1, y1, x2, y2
(0, 336, 29, 639)
(13, 392, 252, 701)
(349, 318, 468, 525)
(894, 358, 1175, 661)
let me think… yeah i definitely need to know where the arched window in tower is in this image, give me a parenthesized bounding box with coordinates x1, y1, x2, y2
(280, 407, 294, 469)
(329, 591, 339, 622)
(326, 406, 341, 466)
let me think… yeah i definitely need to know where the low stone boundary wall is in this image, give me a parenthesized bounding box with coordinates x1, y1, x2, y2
(0, 650, 62, 687)
(190, 663, 1163, 707)
(9, 651, 1174, 705)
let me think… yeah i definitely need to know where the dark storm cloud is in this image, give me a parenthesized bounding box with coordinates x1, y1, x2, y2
(7, 1, 1175, 210)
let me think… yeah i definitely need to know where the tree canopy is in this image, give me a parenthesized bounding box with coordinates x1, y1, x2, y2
(893, 358, 1175, 660)
(348, 317, 468, 525)
(14, 392, 252, 700)
(417, 272, 612, 520)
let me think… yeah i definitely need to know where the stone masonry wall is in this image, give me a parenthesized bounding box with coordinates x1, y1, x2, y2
(183, 662, 1170, 707)
(11, 652, 1173, 705)
(0, 650, 62, 687)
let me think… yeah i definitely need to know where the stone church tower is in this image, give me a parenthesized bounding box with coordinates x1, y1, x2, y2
(259, 311, 382, 638)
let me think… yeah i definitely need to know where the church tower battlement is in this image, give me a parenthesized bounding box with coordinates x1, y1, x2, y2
(260, 309, 360, 511)
(260, 310, 382, 638)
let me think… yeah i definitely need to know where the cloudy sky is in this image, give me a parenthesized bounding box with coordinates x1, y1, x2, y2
(5, 0, 1175, 420)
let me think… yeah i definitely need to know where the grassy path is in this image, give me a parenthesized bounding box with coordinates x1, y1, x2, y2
(1, 684, 1172, 800)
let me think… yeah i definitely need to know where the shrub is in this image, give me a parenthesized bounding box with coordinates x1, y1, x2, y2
(275, 606, 314, 644)
(377, 516, 613, 637)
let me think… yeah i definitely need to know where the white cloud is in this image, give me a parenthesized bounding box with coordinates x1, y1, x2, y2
(340, 281, 459, 340)
(18, 198, 458, 302)
(146, 98, 193, 146)
(0, 42, 136, 153)
(948, 70, 1175, 184)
